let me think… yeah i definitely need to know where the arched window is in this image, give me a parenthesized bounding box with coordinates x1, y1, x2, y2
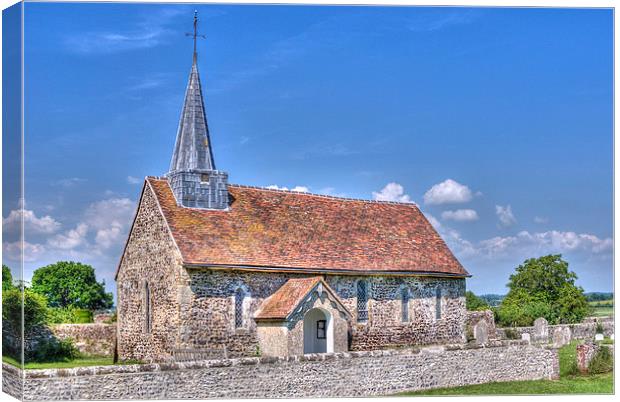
(435, 287, 442, 320)
(234, 288, 245, 328)
(357, 280, 368, 322)
(401, 288, 409, 322)
(144, 281, 151, 333)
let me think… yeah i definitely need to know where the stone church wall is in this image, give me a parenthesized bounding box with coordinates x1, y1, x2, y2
(116, 183, 188, 362)
(5, 342, 558, 400)
(179, 270, 466, 357)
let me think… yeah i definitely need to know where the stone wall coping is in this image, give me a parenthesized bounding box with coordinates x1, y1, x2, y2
(51, 323, 116, 327)
(7, 340, 535, 380)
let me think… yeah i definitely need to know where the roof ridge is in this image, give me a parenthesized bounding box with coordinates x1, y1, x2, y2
(227, 183, 420, 207)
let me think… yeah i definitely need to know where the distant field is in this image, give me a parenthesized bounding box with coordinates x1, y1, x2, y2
(589, 299, 614, 317)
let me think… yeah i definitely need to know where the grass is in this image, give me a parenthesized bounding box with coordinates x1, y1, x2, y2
(2, 354, 142, 369)
(589, 299, 614, 317)
(396, 341, 613, 396)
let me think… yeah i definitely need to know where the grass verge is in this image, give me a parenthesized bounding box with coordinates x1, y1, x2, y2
(2, 354, 141, 369)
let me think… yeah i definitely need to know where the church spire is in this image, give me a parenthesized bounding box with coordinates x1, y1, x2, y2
(169, 10, 213, 172)
(166, 12, 229, 210)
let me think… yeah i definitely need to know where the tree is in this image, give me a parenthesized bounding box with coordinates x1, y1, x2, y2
(465, 291, 490, 311)
(496, 254, 590, 326)
(2, 264, 14, 291)
(31, 261, 113, 310)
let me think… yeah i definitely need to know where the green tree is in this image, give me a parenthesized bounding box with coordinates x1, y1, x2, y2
(31, 261, 113, 310)
(465, 291, 490, 311)
(2, 264, 14, 291)
(497, 255, 590, 326)
(2, 287, 49, 334)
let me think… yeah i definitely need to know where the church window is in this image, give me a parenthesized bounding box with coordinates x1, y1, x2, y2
(316, 320, 326, 339)
(234, 288, 244, 328)
(357, 280, 368, 322)
(401, 288, 409, 322)
(435, 287, 442, 320)
(144, 282, 152, 334)
(200, 173, 210, 183)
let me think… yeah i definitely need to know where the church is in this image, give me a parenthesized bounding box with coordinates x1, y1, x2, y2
(115, 14, 470, 363)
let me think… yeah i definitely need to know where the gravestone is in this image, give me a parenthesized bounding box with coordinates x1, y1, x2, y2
(533, 317, 549, 343)
(611, 334, 615, 341)
(552, 327, 571, 348)
(595, 333, 604, 341)
(474, 320, 489, 344)
(521, 333, 531, 343)
(576, 342, 599, 374)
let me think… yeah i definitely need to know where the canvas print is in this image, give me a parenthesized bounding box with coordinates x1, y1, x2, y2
(1, 2, 614, 400)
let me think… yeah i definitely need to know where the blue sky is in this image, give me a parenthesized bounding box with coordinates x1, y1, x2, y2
(2, 3, 613, 299)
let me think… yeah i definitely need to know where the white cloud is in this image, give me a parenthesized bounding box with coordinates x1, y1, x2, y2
(441, 209, 479, 222)
(266, 185, 309, 193)
(95, 222, 124, 250)
(47, 223, 89, 250)
(534, 216, 549, 224)
(2, 241, 46, 262)
(496, 205, 517, 227)
(53, 177, 86, 188)
(425, 213, 442, 230)
(127, 176, 142, 185)
(3, 209, 61, 235)
(423, 179, 473, 205)
(372, 183, 413, 203)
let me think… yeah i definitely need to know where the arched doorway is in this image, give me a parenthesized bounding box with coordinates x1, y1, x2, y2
(303, 308, 333, 354)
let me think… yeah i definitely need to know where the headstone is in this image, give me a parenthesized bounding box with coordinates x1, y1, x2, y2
(576, 342, 599, 374)
(552, 327, 571, 348)
(533, 317, 549, 343)
(474, 320, 489, 344)
(611, 334, 614, 341)
(521, 333, 531, 343)
(595, 333, 604, 341)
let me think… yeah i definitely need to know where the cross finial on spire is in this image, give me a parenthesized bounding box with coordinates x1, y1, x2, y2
(186, 10, 206, 64)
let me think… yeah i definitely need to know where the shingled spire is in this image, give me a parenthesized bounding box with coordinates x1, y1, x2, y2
(166, 11, 229, 210)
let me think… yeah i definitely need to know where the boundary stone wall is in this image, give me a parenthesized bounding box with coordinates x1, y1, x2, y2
(51, 324, 116, 357)
(2, 342, 558, 400)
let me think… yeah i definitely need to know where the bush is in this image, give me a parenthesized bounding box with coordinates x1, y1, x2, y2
(588, 346, 613, 374)
(504, 328, 520, 340)
(595, 321, 604, 334)
(103, 311, 117, 324)
(2, 288, 49, 334)
(27, 338, 79, 363)
(47, 307, 93, 324)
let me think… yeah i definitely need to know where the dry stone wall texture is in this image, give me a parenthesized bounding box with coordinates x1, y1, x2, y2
(51, 324, 116, 357)
(2, 343, 558, 400)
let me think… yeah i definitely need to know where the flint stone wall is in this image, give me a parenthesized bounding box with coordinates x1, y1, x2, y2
(51, 324, 116, 357)
(2, 342, 558, 400)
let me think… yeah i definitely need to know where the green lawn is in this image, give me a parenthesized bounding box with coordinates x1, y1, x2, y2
(2, 355, 141, 369)
(396, 341, 613, 396)
(589, 299, 614, 317)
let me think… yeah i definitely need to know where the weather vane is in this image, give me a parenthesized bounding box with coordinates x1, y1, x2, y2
(186, 10, 206, 63)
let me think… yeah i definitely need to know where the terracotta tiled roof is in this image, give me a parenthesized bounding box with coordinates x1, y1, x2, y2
(254, 277, 322, 320)
(147, 177, 469, 276)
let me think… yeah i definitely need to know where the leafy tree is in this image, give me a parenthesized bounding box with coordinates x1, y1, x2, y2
(2, 287, 49, 334)
(3, 264, 14, 291)
(31, 261, 113, 310)
(465, 291, 490, 311)
(497, 255, 590, 326)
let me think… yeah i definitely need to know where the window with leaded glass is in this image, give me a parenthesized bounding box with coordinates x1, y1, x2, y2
(435, 287, 442, 320)
(234, 288, 244, 328)
(401, 288, 409, 322)
(357, 280, 368, 322)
